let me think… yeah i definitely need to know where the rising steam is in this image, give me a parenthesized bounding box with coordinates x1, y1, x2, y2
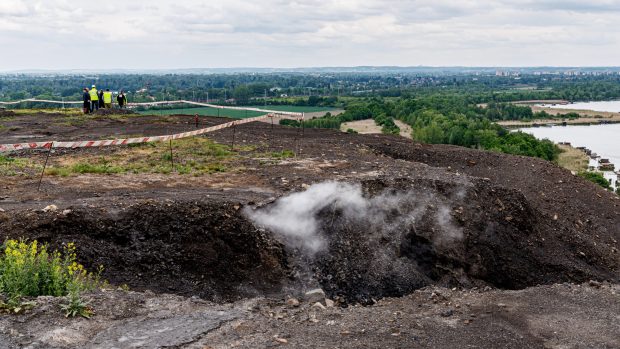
(244, 181, 464, 255)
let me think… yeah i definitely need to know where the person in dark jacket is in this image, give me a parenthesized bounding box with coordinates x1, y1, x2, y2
(117, 91, 128, 108)
(98, 89, 104, 108)
(82, 88, 91, 114)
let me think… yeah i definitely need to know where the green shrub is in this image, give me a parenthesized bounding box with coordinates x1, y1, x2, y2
(578, 172, 611, 189)
(0, 155, 15, 164)
(0, 240, 102, 317)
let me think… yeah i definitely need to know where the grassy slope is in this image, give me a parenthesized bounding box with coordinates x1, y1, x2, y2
(555, 144, 589, 173)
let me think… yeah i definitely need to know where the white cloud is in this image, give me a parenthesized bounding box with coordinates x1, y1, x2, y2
(0, 0, 619, 69)
(0, 0, 31, 17)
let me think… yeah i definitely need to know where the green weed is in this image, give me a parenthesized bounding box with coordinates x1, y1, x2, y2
(0, 240, 103, 316)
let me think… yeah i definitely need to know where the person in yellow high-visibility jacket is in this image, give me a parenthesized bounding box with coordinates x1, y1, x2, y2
(103, 89, 113, 108)
(89, 85, 99, 112)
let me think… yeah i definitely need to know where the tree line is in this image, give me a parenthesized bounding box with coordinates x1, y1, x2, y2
(283, 95, 560, 161)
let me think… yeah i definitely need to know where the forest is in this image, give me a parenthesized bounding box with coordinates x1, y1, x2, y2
(2, 72, 620, 105)
(2, 71, 618, 163)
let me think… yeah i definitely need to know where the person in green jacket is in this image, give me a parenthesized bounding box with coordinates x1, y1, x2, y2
(89, 85, 99, 112)
(103, 89, 113, 108)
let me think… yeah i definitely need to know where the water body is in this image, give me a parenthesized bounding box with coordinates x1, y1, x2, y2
(520, 123, 620, 188)
(538, 100, 620, 113)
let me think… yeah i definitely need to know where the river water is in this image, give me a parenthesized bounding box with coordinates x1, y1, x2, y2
(538, 100, 620, 113)
(520, 123, 620, 188)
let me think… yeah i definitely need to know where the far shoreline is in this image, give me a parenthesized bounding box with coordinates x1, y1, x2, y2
(497, 105, 620, 128)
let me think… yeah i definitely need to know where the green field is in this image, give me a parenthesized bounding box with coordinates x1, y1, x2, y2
(143, 107, 264, 119)
(247, 105, 336, 113)
(140, 105, 336, 119)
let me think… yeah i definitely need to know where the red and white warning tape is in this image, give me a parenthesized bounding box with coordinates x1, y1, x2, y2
(0, 98, 307, 152)
(0, 113, 305, 153)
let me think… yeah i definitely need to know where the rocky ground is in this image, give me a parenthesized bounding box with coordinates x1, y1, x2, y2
(1, 283, 618, 348)
(0, 112, 619, 348)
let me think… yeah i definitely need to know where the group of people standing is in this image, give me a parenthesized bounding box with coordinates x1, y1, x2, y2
(82, 85, 128, 113)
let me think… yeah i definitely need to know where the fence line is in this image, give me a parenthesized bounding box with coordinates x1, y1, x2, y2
(0, 112, 306, 153)
(0, 99, 304, 117)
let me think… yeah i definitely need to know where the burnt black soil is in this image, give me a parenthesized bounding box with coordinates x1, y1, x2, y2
(312, 178, 618, 304)
(0, 110, 16, 118)
(0, 115, 618, 304)
(0, 199, 290, 302)
(0, 112, 228, 144)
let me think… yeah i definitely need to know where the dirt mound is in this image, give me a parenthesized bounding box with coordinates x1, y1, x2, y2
(0, 109, 16, 118)
(1, 121, 618, 306)
(0, 200, 290, 302)
(303, 178, 619, 304)
(1, 177, 617, 305)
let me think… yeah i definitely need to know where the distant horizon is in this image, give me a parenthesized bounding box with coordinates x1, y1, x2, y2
(3, 65, 620, 75)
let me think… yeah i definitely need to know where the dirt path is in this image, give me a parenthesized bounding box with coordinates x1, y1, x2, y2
(395, 120, 413, 139)
(340, 119, 412, 139)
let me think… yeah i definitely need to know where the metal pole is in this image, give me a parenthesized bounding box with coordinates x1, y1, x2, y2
(231, 124, 236, 150)
(299, 118, 304, 156)
(38, 142, 53, 191)
(169, 138, 175, 171)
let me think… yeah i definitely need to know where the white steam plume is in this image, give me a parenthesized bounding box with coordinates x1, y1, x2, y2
(244, 182, 367, 253)
(244, 181, 464, 255)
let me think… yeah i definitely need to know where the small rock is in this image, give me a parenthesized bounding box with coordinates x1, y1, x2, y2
(0, 207, 5, 212)
(325, 299, 335, 308)
(589, 280, 601, 288)
(440, 309, 454, 317)
(43, 204, 58, 212)
(304, 288, 326, 304)
(274, 337, 288, 344)
(311, 302, 326, 310)
(61, 209, 72, 216)
(286, 298, 300, 308)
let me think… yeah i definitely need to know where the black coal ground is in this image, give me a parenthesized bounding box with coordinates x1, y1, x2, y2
(2, 177, 617, 306)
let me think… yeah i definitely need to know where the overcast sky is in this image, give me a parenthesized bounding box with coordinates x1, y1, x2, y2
(1, 0, 619, 70)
